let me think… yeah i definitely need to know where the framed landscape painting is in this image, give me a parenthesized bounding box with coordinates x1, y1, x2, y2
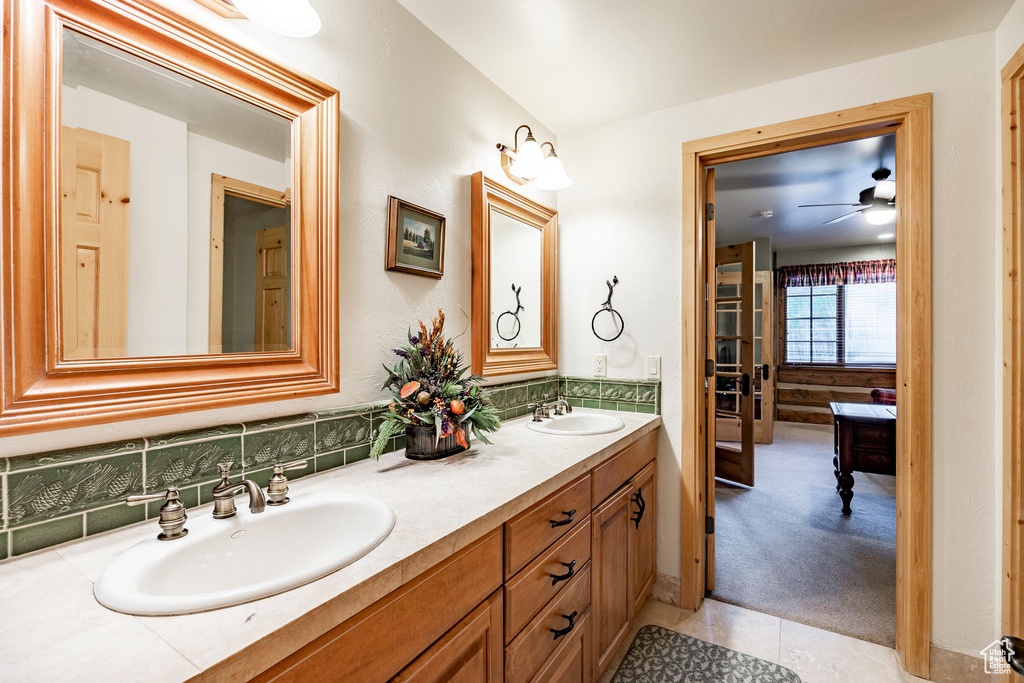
(386, 196, 446, 279)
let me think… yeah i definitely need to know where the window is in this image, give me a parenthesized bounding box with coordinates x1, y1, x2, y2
(784, 282, 895, 365)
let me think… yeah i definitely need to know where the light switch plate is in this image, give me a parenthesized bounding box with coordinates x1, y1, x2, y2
(593, 355, 607, 377)
(646, 355, 662, 380)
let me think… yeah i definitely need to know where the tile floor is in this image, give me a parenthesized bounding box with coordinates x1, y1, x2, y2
(599, 598, 929, 683)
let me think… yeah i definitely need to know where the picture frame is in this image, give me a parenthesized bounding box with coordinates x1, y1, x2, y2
(386, 196, 446, 279)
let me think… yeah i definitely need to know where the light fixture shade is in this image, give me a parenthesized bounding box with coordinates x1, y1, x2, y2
(233, 0, 322, 37)
(874, 179, 896, 200)
(510, 133, 546, 180)
(533, 154, 572, 190)
(865, 207, 896, 225)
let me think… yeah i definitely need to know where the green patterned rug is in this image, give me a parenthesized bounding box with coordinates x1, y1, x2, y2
(611, 625, 802, 682)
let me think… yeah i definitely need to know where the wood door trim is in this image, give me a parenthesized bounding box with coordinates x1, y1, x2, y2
(681, 94, 933, 678)
(1002, 43, 1024, 662)
(0, 0, 339, 435)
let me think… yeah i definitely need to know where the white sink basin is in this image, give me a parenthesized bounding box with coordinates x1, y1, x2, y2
(527, 412, 625, 436)
(95, 492, 395, 616)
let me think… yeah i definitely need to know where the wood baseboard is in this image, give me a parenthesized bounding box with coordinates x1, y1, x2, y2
(925, 645, 990, 683)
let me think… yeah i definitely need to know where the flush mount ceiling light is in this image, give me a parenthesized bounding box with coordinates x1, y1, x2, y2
(232, 0, 321, 37)
(496, 125, 572, 190)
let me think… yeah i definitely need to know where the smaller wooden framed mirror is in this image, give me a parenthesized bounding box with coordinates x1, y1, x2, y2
(471, 173, 557, 376)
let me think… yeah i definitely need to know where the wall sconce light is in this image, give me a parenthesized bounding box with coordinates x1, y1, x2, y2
(206, 0, 322, 37)
(496, 125, 571, 190)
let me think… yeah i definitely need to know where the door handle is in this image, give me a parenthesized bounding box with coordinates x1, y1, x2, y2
(631, 489, 646, 529)
(741, 373, 751, 396)
(762, 364, 769, 380)
(549, 509, 576, 528)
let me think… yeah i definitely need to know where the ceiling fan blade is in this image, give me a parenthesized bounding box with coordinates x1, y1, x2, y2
(824, 210, 862, 225)
(798, 203, 863, 208)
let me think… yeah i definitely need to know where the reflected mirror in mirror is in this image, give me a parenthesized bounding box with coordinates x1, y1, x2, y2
(60, 29, 293, 358)
(489, 209, 542, 349)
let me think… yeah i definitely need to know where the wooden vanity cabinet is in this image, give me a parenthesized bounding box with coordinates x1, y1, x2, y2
(590, 430, 658, 680)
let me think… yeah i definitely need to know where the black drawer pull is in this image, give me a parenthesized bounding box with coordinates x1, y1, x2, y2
(549, 560, 577, 586)
(550, 610, 578, 640)
(631, 489, 646, 529)
(549, 509, 576, 528)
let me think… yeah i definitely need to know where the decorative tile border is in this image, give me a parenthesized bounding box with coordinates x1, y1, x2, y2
(0, 375, 659, 561)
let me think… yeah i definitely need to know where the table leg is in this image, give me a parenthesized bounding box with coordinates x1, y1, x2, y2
(838, 471, 854, 516)
(833, 456, 841, 491)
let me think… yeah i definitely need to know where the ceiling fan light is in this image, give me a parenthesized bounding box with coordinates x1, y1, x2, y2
(233, 0, 321, 37)
(865, 207, 896, 225)
(533, 153, 572, 190)
(874, 179, 896, 200)
(510, 132, 545, 180)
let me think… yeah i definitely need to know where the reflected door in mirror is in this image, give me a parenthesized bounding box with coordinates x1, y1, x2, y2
(60, 28, 293, 359)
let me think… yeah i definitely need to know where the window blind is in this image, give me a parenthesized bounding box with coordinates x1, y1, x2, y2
(784, 282, 896, 365)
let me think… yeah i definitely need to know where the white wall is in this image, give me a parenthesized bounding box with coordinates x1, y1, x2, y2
(489, 212, 543, 348)
(185, 132, 290, 353)
(62, 85, 191, 356)
(775, 242, 896, 267)
(4, 3, 555, 446)
(558, 32, 999, 656)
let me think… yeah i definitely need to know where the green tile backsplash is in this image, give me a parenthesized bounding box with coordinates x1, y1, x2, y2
(0, 375, 658, 562)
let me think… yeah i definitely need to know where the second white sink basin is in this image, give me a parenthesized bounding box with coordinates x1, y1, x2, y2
(95, 492, 395, 616)
(527, 412, 625, 436)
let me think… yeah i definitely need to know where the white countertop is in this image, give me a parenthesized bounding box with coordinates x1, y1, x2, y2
(0, 410, 661, 682)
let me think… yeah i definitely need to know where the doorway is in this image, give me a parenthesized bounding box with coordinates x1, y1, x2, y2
(679, 95, 933, 678)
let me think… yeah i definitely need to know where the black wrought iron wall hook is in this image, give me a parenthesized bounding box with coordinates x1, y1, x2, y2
(496, 283, 524, 342)
(592, 276, 625, 342)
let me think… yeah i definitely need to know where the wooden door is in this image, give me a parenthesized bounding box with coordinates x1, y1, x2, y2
(591, 486, 631, 679)
(628, 462, 656, 617)
(60, 126, 130, 359)
(530, 610, 592, 683)
(712, 241, 756, 487)
(392, 591, 503, 683)
(715, 270, 774, 443)
(255, 225, 288, 351)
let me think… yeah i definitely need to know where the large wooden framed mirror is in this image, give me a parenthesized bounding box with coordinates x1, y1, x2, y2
(0, 0, 339, 435)
(471, 173, 557, 376)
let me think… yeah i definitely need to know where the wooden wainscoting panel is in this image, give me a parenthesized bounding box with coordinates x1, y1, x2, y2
(777, 366, 896, 388)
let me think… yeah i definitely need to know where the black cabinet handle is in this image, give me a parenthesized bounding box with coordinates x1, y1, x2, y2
(549, 560, 577, 586)
(550, 610, 578, 640)
(631, 489, 646, 529)
(549, 509, 576, 528)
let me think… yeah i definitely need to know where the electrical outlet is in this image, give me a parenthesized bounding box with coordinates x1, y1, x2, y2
(593, 354, 607, 377)
(646, 355, 662, 380)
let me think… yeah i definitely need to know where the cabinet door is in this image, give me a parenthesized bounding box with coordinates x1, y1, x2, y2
(591, 485, 632, 678)
(393, 591, 503, 683)
(530, 609, 592, 683)
(628, 462, 656, 617)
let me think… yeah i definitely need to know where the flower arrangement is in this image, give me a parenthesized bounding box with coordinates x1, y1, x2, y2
(371, 309, 501, 460)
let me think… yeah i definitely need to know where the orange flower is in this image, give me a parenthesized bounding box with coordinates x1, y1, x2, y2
(455, 428, 469, 450)
(400, 381, 421, 399)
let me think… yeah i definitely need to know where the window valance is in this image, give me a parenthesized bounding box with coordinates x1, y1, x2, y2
(778, 259, 896, 288)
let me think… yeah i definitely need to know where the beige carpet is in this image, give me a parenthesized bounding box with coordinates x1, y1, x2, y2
(711, 421, 897, 647)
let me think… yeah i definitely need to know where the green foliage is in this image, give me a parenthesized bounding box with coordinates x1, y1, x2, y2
(371, 310, 501, 459)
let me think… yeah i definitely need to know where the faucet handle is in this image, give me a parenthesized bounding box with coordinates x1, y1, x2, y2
(126, 487, 188, 541)
(217, 461, 233, 477)
(267, 460, 308, 506)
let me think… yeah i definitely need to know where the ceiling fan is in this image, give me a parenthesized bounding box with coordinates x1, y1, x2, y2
(799, 168, 896, 225)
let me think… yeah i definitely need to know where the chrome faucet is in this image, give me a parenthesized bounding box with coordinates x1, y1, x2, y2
(531, 399, 573, 421)
(212, 462, 267, 519)
(549, 399, 573, 416)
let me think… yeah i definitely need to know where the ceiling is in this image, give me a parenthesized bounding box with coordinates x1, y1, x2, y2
(63, 30, 290, 162)
(395, 0, 1014, 133)
(712, 134, 896, 251)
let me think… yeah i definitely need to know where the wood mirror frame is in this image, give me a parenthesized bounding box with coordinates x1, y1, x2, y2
(471, 172, 557, 376)
(0, 0, 340, 435)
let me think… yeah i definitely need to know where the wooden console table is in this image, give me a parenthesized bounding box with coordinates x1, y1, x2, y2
(829, 402, 896, 515)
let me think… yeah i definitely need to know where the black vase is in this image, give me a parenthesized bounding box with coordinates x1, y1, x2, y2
(404, 424, 471, 461)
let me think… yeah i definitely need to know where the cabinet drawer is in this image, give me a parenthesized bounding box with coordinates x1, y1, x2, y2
(505, 564, 592, 683)
(506, 474, 591, 577)
(253, 529, 503, 683)
(505, 516, 592, 643)
(591, 429, 657, 506)
(529, 608, 592, 683)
